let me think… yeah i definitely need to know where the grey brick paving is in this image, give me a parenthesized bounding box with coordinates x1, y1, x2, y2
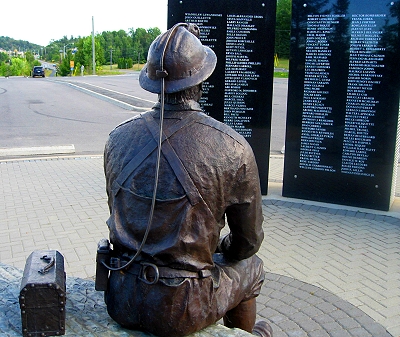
(255, 274, 392, 337)
(0, 155, 399, 336)
(260, 198, 400, 336)
(0, 156, 109, 278)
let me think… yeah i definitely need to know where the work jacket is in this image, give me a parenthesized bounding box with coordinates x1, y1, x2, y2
(104, 100, 264, 272)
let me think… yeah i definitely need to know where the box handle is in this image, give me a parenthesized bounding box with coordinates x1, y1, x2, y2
(38, 255, 55, 274)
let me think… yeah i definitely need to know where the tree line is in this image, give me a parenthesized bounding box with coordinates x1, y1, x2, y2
(43, 27, 162, 76)
(0, 27, 162, 77)
(0, 36, 42, 53)
(0, 0, 291, 77)
(0, 50, 41, 77)
(275, 0, 292, 59)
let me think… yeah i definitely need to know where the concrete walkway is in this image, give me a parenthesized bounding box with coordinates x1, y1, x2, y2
(0, 155, 399, 336)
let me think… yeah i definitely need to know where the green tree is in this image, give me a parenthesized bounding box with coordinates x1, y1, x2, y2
(37, 26, 161, 69)
(44, 41, 63, 63)
(58, 50, 73, 76)
(24, 51, 35, 64)
(9, 57, 30, 76)
(147, 28, 162, 41)
(0, 52, 8, 62)
(0, 62, 7, 76)
(0, 36, 43, 54)
(117, 57, 133, 69)
(130, 27, 161, 63)
(117, 57, 125, 69)
(74, 35, 105, 74)
(275, 0, 292, 58)
(0, 53, 40, 76)
(126, 57, 133, 68)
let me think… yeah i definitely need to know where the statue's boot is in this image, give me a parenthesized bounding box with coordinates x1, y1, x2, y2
(252, 321, 273, 337)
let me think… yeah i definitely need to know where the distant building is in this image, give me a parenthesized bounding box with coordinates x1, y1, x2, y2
(0, 48, 25, 58)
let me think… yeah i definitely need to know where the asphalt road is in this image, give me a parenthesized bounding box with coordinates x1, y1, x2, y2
(0, 74, 288, 156)
(0, 74, 151, 156)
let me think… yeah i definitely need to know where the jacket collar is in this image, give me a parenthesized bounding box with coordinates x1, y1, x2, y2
(152, 100, 202, 114)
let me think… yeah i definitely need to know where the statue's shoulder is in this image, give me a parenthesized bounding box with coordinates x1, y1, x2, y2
(197, 113, 247, 147)
(110, 111, 150, 134)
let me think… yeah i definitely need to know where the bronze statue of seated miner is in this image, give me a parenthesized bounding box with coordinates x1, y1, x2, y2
(97, 23, 272, 337)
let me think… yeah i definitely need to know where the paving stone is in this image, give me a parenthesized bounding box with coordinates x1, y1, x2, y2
(345, 328, 372, 337)
(300, 306, 323, 317)
(337, 317, 361, 330)
(308, 330, 330, 337)
(1, 156, 399, 336)
(290, 300, 310, 310)
(276, 304, 299, 316)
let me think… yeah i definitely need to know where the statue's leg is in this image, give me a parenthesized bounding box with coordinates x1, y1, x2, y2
(222, 297, 273, 337)
(215, 254, 273, 336)
(223, 297, 256, 332)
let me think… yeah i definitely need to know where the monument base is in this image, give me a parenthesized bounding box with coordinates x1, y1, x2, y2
(0, 263, 252, 337)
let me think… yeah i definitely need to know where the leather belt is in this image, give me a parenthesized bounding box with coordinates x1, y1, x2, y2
(114, 259, 212, 285)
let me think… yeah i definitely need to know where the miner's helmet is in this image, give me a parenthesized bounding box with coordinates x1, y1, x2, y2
(139, 23, 217, 94)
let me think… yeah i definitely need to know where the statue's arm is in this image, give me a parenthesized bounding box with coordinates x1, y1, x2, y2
(103, 140, 114, 214)
(218, 144, 264, 260)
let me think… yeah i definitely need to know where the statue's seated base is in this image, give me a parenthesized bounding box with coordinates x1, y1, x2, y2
(0, 263, 252, 336)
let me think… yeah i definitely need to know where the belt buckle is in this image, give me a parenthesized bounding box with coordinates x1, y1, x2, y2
(139, 262, 159, 285)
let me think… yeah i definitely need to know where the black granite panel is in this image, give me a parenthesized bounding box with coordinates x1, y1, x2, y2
(168, 0, 277, 194)
(283, 0, 400, 210)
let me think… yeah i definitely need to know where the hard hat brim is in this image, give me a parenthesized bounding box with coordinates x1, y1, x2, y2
(139, 46, 217, 94)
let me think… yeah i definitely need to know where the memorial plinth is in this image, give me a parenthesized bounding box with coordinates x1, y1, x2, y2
(283, 0, 400, 210)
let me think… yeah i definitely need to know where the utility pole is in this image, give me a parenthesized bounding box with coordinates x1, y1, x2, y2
(92, 16, 96, 75)
(110, 48, 113, 70)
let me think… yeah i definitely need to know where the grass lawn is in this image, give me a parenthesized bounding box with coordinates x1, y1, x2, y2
(275, 58, 289, 69)
(96, 63, 144, 75)
(274, 57, 289, 78)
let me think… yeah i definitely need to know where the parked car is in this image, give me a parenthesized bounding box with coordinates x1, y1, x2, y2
(32, 66, 45, 78)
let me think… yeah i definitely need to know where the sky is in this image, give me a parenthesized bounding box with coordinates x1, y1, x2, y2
(1, 0, 168, 46)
